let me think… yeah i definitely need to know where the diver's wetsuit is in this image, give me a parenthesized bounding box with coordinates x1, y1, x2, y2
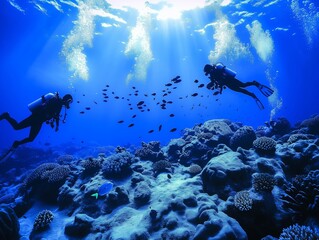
(205, 64, 273, 109)
(2, 95, 62, 147)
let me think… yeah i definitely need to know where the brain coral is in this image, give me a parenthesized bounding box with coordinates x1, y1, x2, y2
(234, 190, 253, 211)
(23, 163, 70, 202)
(279, 224, 319, 240)
(253, 137, 277, 154)
(102, 151, 134, 178)
(281, 170, 319, 222)
(230, 126, 256, 150)
(252, 173, 276, 192)
(33, 210, 54, 231)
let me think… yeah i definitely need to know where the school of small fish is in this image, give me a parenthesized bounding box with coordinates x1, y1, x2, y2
(76, 75, 220, 135)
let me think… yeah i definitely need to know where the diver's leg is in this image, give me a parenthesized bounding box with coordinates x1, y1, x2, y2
(228, 86, 264, 110)
(12, 123, 42, 148)
(1, 114, 33, 130)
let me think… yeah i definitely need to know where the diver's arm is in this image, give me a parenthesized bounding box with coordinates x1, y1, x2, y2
(55, 116, 60, 132)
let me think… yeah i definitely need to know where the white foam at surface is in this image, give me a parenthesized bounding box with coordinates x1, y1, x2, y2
(208, 18, 250, 63)
(246, 20, 274, 63)
(124, 4, 153, 83)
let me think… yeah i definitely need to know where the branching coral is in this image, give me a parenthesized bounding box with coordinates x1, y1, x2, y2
(281, 170, 319, 222)
(279, 224, 319, 240)
(102, 151, 134, 178)
(234, 190, 253, 211)
(252, 173, 276, 192)
(33, 210, 54, 231)
(81, 158, 101, 176)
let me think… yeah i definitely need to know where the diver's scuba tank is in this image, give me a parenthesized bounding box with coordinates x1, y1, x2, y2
(215, 63, 237, 78)
(28, 93, 56, 113)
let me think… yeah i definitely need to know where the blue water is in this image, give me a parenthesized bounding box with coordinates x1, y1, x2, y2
(0, 0, 318, 149)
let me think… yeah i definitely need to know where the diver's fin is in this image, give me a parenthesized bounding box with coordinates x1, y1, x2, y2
(91, 193, 98, 199)
(0, 147, 15, 163)
(255, 98, 264, 110)
(255, 82, 274, 97)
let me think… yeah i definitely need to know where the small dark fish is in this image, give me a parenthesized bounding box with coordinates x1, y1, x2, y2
(161, 106, 166, 109)
(129, 94, 132, 96)
(132, 86, 136, 89)
(106, 84, 110, 87)
(167, 101, 173, 104)
(80, 111, 85, 114)
(165, 83, 172, 87)
(102, 93, 107, 96)
(77, 101, 80, 103)
(163, 93, 168, 97)
(130, 108, 133, 110)
(115, 96, 119, 99)
(191, 93, 198, 97)
(194, 79, 199, 83)
(173, 87, 177, 89)
(144, 94, 148, 97)
(170, 128, 177, 132)
(122, 97, 125, 99)
(159, 124, 162, 131)
(85, 107, 91, 110)
(132, 114, 137, 118)
(168, 91, 172, 94)
(151, 93, 156, 96)
(141, 110, 145, 112)
(167, 174, 172, 179)
(112, 92, 115, 94)
(118, 120, 124, 123)
(102, 89, 107, 91)
(103, 100, 107, 102)
(143, 104, 146, 107)
(147, 109, 150, 111)
(134, 94, 138, 96)
(161, 104, 166, 107)
(213, 91, 220, 96)
(129, 103, 132, 106)
(128, 123, 134, 127)
(179, 97, 183, 99)
(198, 84, 205, 88)
(162, 100, 167, 103)
(135, 90, 139, 92)
(169, 114, 175, 117)
(173, 79, 181, 83)
(83, 94, 85, 96)
(148, 130, 154, 133)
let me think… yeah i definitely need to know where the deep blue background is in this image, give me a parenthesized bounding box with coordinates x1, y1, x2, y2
(0, 1, 318, 150)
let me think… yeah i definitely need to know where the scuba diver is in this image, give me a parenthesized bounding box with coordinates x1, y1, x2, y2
(0, 92, 73, 151)
(203, 63, 274, 109)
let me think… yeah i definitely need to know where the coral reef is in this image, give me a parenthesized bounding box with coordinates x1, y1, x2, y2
(135, 141, 164, 161)
(3, 116, 319, 240)
(0, 205, 20, 240)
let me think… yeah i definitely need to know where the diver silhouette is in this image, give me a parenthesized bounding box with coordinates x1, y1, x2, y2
(0, 92, 73, 149)
(203, 63, 274, 109)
